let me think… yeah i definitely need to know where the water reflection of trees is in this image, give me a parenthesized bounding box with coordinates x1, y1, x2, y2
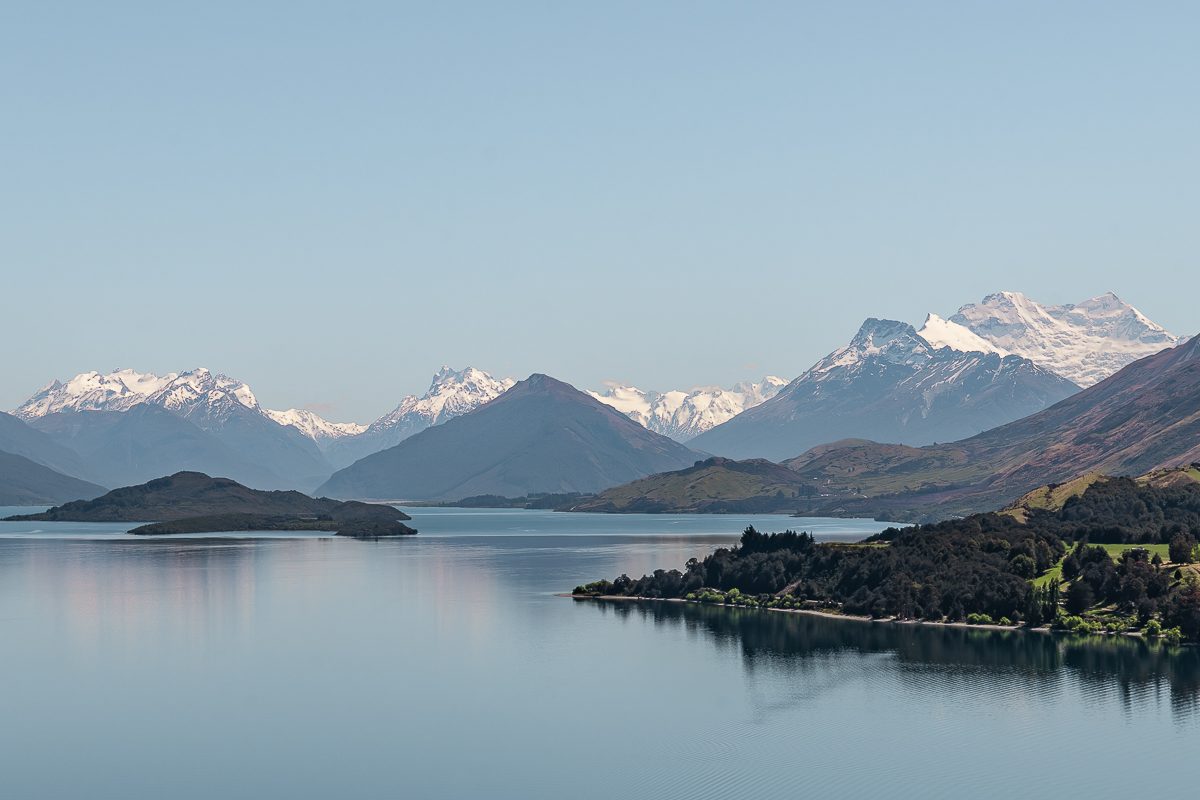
(592, 600, 1200, 717)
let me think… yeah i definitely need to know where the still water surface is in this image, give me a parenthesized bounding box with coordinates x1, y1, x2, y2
(1, 508, 1196, 799)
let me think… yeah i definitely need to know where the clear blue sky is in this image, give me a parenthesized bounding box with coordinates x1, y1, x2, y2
(2, 2, 1196, 422)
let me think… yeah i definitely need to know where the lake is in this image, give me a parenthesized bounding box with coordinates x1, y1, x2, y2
(1, 507, 1196, 799)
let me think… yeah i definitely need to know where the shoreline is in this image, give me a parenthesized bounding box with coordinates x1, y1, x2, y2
(561, 593, 1173, 640)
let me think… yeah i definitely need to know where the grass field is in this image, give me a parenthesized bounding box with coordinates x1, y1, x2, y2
(1032, 543, 1173, 588)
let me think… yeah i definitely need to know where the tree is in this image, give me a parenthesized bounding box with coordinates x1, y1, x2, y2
(1065, 580, 1095, 615)
(1010, 554, 1037, 579)
(1169, 533, 1197, 564)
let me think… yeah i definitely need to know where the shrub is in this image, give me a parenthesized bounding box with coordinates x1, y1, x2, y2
(1056, 615, 1104, 635)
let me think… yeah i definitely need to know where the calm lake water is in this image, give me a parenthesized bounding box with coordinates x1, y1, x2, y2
(1, 507, 1197, 799)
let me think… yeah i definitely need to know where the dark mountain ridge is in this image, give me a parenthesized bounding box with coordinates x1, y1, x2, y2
(0, 411, 97, 483)
(0, 449, 106, 505)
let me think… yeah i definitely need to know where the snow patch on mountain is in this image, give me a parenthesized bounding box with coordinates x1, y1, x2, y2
(264, 409, 366, 443)
(949, 291, 1183, 387)
(588, 377, 786, 441)
(917, 314, 1009, 356)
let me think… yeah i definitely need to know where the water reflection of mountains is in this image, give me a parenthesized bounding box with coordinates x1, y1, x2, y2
(591, 599, 1200, 715)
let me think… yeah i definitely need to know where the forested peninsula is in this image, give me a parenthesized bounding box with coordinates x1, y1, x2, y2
(573, 477, 1200, 643)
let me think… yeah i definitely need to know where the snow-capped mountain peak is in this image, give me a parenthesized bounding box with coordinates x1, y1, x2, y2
(587, 376, 787, 441)
(812, 319, 935, 376)
(321, 366, 517, 468)
(14, 366, 271, 422)
(371, 367, 516, 432)
(15, 368, 178, 418)
(147, 368, 260, 417)
(949, 291, 1183, 387)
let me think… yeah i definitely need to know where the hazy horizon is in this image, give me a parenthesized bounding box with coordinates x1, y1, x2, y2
(4, 2, 1197, 422)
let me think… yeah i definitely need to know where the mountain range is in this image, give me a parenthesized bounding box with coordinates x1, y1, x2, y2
(9, 365, 518, 490)
(3, 290, 1185, 512)
(17, 368, 329, 491)
(6, 364, 783, 493)
(586, 331, 1200, 521)
(317, 374, 703, 501)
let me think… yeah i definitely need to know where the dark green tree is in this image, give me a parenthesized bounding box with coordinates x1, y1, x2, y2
(1065, 580, 1095, 614)
(1169, 533, 1197, 564)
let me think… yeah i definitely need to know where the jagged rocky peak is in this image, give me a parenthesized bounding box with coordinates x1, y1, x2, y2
(147, 368, 260, 417)
(369, 366, 516, 433)
(812, 318, 935, 374)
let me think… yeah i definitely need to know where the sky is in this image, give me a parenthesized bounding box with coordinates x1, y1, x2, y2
(2, 1, 1196, 423)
